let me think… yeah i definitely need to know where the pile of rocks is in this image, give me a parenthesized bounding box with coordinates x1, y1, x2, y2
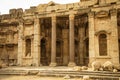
(91, 61, 120, 72)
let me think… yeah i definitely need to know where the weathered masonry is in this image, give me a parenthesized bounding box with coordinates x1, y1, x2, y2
(0, 0, 120, 67)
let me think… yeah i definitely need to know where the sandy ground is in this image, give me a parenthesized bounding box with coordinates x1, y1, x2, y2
(0, 75, 83, 80)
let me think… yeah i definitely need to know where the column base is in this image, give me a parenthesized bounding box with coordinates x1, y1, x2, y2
(68, 62, 76, 67)
(49, 62, 57, 67)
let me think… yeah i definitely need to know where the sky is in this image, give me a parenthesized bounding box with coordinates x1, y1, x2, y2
(0, 0, 80, 14)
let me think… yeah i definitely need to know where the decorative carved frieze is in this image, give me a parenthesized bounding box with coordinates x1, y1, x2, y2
(95, 10, 109, 18)
(23, 34, 34, 40)
(95, 30, 111, 36)
(24, 19, 34, 25)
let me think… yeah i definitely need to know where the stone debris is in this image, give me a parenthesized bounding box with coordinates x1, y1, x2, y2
(113, 69, 118, 72)
(91, 61, 101, 71)
(63, 75, 71, 79)
(83, 75, 90, 80)
(73, 66, 82, 71)
(114, 65, 120, 71)
(99, 67, 103, 71)
(102, 61, 113, 71)
(81, 66, 88, 70)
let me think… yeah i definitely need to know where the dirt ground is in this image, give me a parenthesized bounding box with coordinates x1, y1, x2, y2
(0, 75, 83, 80)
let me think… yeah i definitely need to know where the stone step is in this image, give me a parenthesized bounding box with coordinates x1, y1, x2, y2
(38, 70, 120, 78)
(0, 69, 120, 78)
(0, 70, 28, 75)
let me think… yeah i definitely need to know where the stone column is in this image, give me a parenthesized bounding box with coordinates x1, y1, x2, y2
(88, 12, 95, 65)
(68, 14, 76, 67)
(110, 9, 119, 65)
(17, 21, 24, 66)
(33, 17, 41, 66)
(49, 16, 57, 67)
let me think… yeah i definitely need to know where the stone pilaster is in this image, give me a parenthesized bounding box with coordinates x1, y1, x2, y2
(68, 14, 76, 67)
(17, 21, 24, 66)
(49, 15, 57, 67)
(88, 12, 96, 65)
(110, 9, 119, 65)
(33, 17, 41, 66)
(79, 26, 85, 65)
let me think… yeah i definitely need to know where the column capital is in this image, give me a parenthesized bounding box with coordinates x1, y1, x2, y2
(88, 11, 95, 18)
(34, 18, 39, 25)
(52, 15, 56, 21)
(69, 14, 75, 20)
(110, 9, 117, 16)
(18, 19, 24, 25)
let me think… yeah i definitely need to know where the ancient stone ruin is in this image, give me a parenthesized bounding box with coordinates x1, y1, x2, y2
(0, 0, 120, 68)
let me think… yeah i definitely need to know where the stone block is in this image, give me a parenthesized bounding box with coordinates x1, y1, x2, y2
(91, 61, 101, 71)
(102, 61, 113, 71)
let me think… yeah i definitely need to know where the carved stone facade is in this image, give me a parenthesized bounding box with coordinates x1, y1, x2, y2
(0, 0, 120, 67)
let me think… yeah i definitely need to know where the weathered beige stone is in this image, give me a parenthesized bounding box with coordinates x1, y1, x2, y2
(91, 61, 101, 71)
(0, 0, 120, 67)
(102, 61, 113, 71)
(83, 76, 90, 80)
(73, 66, 82, 71)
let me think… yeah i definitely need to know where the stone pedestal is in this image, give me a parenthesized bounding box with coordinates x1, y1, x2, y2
(33, 18, 41, 66)
(68, 14, 76, 67)
(17, 21, 23, 66)
(49, 16, 57, 67)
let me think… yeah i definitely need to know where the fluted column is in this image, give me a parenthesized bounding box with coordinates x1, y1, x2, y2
(68, 14, 76, 67)
(33, 17, 41, 66)
(17, 21, 23, 66)
(49, 15, 57, 67)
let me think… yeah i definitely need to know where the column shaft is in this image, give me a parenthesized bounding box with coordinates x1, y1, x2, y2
(33, 18, 41, 66)
(110, 9, 119, 65)
(68, 14, 76, 66)
(17, 22, 23, 66)
(49, 16, 57, 66)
